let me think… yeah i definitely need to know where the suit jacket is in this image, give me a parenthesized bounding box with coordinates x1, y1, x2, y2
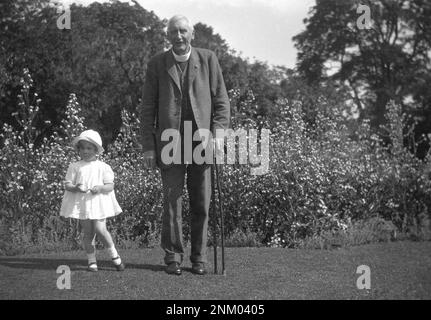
(140, 47, 230, 167)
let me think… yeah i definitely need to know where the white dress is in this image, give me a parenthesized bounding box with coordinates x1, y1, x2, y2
(60, 160, 122, 220)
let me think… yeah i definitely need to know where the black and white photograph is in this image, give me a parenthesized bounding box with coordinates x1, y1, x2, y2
(0, 0, 430, 305)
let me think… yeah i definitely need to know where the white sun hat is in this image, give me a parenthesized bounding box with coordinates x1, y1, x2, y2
(72, 129, 104, 154)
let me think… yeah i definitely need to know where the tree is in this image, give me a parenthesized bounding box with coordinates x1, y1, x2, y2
(192, 22, 249, 96)
(0, 0, 167, 145)
(69, 1, 166, 142)
(192, 22, 285, 127)
(293, 0, 431, 140)
(0, 0, 72, 142)
(1, 1, 292, 144)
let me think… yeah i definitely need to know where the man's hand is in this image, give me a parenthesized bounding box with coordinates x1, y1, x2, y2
(143, 150, 156, 169)
(213, 137, 224, 156)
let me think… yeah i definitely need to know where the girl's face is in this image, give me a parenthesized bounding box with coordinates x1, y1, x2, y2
(78, 140, 98, 161)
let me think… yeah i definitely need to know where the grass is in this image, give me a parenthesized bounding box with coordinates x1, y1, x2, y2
(0, 241, 430, 300)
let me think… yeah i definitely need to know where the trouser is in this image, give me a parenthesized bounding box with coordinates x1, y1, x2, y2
(160, 163, 211, 265)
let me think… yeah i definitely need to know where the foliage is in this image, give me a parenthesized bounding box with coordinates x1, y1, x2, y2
(69, 1, 167, 141)
(1, 1, 291, 146)
(0, 69, 163, 254)
(1, 69, 430, 254)
(293, 0, 431, 156)
(298, 217, 398, 250)
(220, 90, 431, 248)
(193, 22, 285, 124)
(0, 0, 166, 145)
(0, 69, 81, 254)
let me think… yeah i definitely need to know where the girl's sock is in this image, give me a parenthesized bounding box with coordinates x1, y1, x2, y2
(87, 252, 97, 271)
(107, 246, 122, 265)
(87, 252, 97, 264)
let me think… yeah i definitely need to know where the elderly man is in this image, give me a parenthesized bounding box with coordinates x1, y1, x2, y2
(140, 15, 230, 275)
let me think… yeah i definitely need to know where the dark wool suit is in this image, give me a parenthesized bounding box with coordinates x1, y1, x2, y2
(140, 47, 230, 264)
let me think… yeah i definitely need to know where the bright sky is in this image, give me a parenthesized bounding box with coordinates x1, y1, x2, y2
(60, 0, 315, 68)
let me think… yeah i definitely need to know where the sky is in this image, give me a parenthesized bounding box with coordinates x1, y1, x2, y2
(60, 0, 316, 69)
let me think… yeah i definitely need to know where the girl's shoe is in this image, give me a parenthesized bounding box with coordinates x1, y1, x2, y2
(112, 256, 125, 271)
(87, 262, 98, 272)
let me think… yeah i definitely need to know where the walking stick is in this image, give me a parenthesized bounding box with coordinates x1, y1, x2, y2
(212, 142, 226, 276)
(211, 164, 218, 274)
(214, 160, 226, 276)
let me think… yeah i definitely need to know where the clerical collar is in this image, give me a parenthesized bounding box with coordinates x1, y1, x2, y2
(172, 46, 192, 62)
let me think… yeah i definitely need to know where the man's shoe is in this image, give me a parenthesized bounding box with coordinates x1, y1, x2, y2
(166, 262, 182, 275)
(191, 263, 207, 275)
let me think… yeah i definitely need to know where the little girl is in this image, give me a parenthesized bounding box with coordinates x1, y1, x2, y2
(60, 129, 125, 272)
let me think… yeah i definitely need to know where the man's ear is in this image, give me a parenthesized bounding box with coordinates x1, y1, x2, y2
(191, 29, 195, 40)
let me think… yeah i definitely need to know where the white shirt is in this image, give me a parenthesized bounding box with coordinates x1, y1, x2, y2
(172, 46, 192, 62)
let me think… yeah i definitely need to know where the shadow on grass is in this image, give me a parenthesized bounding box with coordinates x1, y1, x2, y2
(0, 257, 166, 272)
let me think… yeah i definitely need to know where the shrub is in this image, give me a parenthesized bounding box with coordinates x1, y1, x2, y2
(0, 69, 430, 254)
(223, 228, 263, 248)
(219, 95, 431, 248)
(297, 217, 398, 250)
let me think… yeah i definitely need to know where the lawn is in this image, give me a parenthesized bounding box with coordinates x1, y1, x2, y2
(0, 241, 430, 300)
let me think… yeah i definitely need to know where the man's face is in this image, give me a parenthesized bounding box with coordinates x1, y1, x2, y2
(167, 18, 194, 55)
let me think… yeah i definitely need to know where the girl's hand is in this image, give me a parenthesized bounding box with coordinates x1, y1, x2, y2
(90, 185, 103, 194)
(64, 181, 88, 193)
(64, 182, 82, 193)
(76, 184, 88, 193)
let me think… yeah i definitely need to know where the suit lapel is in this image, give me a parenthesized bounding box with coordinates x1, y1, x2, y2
(165, 50, 181, 93)
(188, 47, 199, 88)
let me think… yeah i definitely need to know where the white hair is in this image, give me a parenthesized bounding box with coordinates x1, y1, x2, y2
(167, 14, 194, 31)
